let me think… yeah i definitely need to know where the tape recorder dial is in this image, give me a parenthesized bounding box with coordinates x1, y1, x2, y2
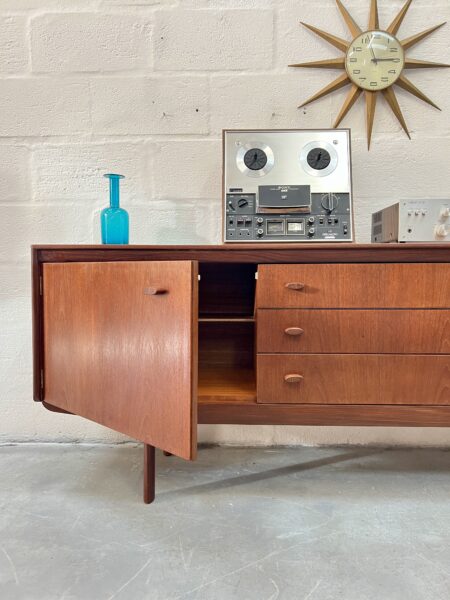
(223, 129, 354, 243)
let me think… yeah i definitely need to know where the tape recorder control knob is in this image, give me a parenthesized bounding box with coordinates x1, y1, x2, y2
(321, 193, 338, 213)
(257, 228, 264, 237)
(238, 198, 249, 208)
(308, 227, 315, 237)
(256, 217, 264, 224)
(308, 216, 315, 224)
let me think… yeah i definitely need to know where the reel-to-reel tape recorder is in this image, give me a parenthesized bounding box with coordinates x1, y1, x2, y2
(223, 129, 354, 243)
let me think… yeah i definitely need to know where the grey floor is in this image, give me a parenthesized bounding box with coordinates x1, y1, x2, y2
(1, 446, 450, 600)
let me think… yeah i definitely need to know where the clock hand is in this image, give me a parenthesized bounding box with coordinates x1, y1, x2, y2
(375, 58, 399, 62)
(368, 36, 378, 63)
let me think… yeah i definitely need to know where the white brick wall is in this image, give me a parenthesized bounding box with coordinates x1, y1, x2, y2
(152, 139, 221, 198)
(1, 0, 449, 446)
(0, 145, 30, 201)
(91, 76, 209, 134)
(32, 141, 151, 202)
(31, 14, 152, 73)
(0, 79, 91, 136)
(154, 9, 273, 70)
(0, 16, 28, 73)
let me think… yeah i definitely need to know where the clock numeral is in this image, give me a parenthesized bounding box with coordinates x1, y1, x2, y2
(388, 69, 397, 74)
(359, 77, 367, 81)
(370, 81, 378, 87)
(390, 47, 398, 53)
(350, 58, 358, 63)
(392, 58, 401, 63)
(381, 77, 389, 82)
(353, 46, 362, 52)
(353, 69, 361, 74)
(364, 35, 370, 43)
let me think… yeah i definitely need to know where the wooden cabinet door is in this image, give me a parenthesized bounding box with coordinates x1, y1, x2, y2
(43, 261, 198, 460)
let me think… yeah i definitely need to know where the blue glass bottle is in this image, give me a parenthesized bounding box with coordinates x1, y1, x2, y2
(101, 173, 129, 244)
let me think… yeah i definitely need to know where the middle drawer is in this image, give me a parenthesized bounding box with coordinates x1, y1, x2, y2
(257, 309, 450, 354)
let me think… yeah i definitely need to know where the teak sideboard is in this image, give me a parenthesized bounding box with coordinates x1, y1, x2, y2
(32, 244, 450, 503)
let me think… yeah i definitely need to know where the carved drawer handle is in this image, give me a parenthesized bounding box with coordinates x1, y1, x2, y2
(284, 374, 304, 384)
(284, 327, 304, 337)
(285, 282, 305, 291)
(144, 287, 167, 295)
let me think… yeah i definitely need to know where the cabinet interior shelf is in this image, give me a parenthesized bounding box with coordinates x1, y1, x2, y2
(199, 316, 255, 323)
(198, 367, 256, 404)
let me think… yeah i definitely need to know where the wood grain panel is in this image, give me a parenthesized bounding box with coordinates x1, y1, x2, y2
(256, 264, 450, 308)
(41, 399, 450, 428)
(198, 403, 450, 427)
(43, 261, 198, 460)
(257, 354, 450, 405)
(32, 244, 450, 268)
(257, 309, 450, 354)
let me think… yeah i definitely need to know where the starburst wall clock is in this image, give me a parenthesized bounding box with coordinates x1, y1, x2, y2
(290, 0, 449, 148)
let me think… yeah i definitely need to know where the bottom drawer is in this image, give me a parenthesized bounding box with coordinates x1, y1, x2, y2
(257, 355, 450, 405)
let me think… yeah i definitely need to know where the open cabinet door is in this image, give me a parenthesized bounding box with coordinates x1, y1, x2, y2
(43, 261, 198, 460)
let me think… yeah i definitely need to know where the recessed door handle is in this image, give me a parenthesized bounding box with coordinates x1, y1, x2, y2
(285, 282, 305, 291)
(284, 327, 304, 336)
(284, 374, 304, 384)
(144, 287, 167, 295)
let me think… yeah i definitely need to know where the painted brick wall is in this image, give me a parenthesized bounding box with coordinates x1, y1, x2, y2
(1, 0, 449, 445)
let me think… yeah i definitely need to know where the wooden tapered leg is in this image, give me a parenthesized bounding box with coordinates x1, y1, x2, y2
(143, 444, 155, 504)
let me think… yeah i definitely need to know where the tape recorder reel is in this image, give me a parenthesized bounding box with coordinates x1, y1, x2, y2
(223, 129, 354, 243)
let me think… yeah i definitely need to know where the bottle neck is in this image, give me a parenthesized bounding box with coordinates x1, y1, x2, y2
(109, 178, 120, 208)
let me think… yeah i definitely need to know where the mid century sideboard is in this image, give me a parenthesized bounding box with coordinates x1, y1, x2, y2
(32, 244, 450, 503)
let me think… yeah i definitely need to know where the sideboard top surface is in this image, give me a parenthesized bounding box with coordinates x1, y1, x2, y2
(32, 243, 450, 264)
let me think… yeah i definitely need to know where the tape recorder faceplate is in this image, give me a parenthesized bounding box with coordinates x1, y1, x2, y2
(223, 129, 353, 243)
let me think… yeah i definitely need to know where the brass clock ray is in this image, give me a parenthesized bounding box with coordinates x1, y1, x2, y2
(290, 0, 449, 148)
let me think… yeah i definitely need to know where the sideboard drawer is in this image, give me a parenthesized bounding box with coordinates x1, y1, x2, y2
(257, 309, 450, 354)
(257, 354, 450, 405)
(256, 264, 450, 308)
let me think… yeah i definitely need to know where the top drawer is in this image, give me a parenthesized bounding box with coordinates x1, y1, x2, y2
(256, 263, 450, 308)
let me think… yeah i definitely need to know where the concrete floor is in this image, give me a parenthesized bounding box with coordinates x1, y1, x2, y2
(0, 446, 450, 600)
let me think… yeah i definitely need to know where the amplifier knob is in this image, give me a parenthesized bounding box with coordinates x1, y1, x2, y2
(238, 198, 249, 208)
(440, 206, 450, 220)
(257, 228, 264, 237)
(308, 227, 315, 237)
(308, 216, 315, 224)
(435, 224, 449, 239)
(256, 217, 264, 224)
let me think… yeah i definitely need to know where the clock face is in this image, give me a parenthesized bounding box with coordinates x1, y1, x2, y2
(307, 148, 331, 170)
(243, 148, 268, 171)
(345, 30, 405, 91)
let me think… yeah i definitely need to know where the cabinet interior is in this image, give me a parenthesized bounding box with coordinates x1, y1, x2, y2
(198, 263, 257, 404)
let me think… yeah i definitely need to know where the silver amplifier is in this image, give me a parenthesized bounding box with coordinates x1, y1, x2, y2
(223, 129, 354, 243)
(372, 199, 450, 243)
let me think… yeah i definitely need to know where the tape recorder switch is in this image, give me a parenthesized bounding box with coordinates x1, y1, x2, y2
(223, 129, 353, 243)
